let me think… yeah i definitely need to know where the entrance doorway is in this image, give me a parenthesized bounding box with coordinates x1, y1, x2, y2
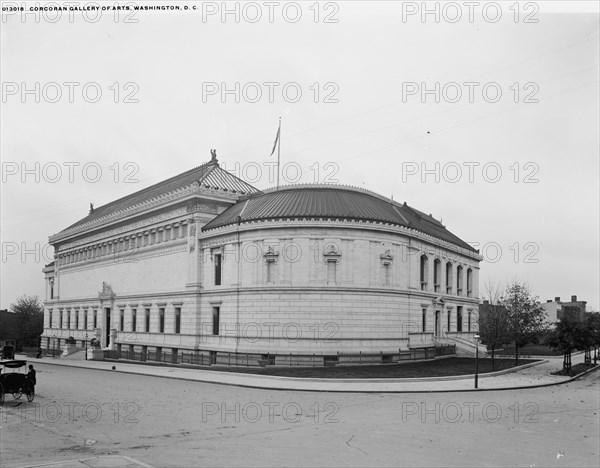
(104, 307, 111, 346)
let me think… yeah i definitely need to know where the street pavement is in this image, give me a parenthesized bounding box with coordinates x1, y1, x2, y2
(1, 354, 598, 468)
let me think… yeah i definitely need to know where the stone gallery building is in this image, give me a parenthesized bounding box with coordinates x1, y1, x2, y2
(42, 153, 483, 365)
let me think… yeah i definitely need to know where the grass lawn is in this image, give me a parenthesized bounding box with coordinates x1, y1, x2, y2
(208, 357, 539, 379)
(495, 345, 561, 356)
(552, 362, 598, 377)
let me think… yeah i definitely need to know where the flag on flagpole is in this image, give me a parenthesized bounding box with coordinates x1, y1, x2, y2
(269, 121, 281, 157)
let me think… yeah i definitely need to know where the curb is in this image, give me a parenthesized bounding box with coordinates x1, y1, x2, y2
(565, 363, 600, 381)
(24, 357, 595, 394)
(25, 355, 545, 383)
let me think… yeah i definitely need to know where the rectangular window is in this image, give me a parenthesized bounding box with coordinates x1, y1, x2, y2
(93, 309, 97, 329)
(212, 306, 220, 335)
(67, 310, 71, 329)
(175, 307, 181, 334)
(84, 310, 88, 330)
(132, 309, 137, 331)
(447, 310, 451, 332)
(119, 309, 124, 331)
(145, 308, 150, 332)
(327, 260, 337, 284)
(468, 310, 472, 332)
(75, 310, 79, 329)
(383, 263, 390, 286)
(422, 308, 427, 332)
(49, 309, 53, 328)
(266, 260, 274, 283)
(59, 309, 63, 328)
(50, 280, 54, 299)
(457, 306, 463, 332)
(159, 308, 165, 333)
(214, 253, 222, 285)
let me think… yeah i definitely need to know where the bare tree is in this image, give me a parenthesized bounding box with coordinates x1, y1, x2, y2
(478, 281, 512, 370)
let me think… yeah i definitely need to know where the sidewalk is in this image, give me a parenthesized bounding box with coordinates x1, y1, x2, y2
(18, 353, 597, 393)
(20, 456, 153, 468)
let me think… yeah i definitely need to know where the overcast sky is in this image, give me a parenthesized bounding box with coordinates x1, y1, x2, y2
(1, 1, 598, 311)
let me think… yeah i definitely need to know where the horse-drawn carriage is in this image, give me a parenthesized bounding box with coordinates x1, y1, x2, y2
(0, 360, 35, 406)
(1, 340, 15, 359)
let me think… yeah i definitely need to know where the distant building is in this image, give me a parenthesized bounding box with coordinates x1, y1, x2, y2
(542, 295, 587, 323)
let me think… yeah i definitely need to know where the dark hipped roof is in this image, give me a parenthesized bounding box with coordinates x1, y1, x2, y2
(202, 185, 477, 252)
(59, 160, 259, 234)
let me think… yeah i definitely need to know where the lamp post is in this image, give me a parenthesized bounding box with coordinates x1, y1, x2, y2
(85, 333, 88, 361)
(474, 334, 480, 389)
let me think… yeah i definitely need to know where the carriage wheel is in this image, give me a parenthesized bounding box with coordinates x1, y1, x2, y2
(0, 384, 4, 406)
(26, 387, 35, 402)
(13, 391, 22, 399)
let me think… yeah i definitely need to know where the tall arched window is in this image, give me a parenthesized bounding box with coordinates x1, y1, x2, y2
(456, 265, 463, 296)
(467, 268, 473, 297)
(420, 255, 429, 291)
(446, 262, 453, 294)
(433, 259, 441, 292)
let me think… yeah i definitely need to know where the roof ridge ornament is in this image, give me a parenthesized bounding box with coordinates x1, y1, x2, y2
(210, 149, 218, 165)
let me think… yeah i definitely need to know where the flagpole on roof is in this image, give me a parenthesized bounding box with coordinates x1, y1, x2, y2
(269, 116, 282, 189)
(276, 116, 281, 189)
